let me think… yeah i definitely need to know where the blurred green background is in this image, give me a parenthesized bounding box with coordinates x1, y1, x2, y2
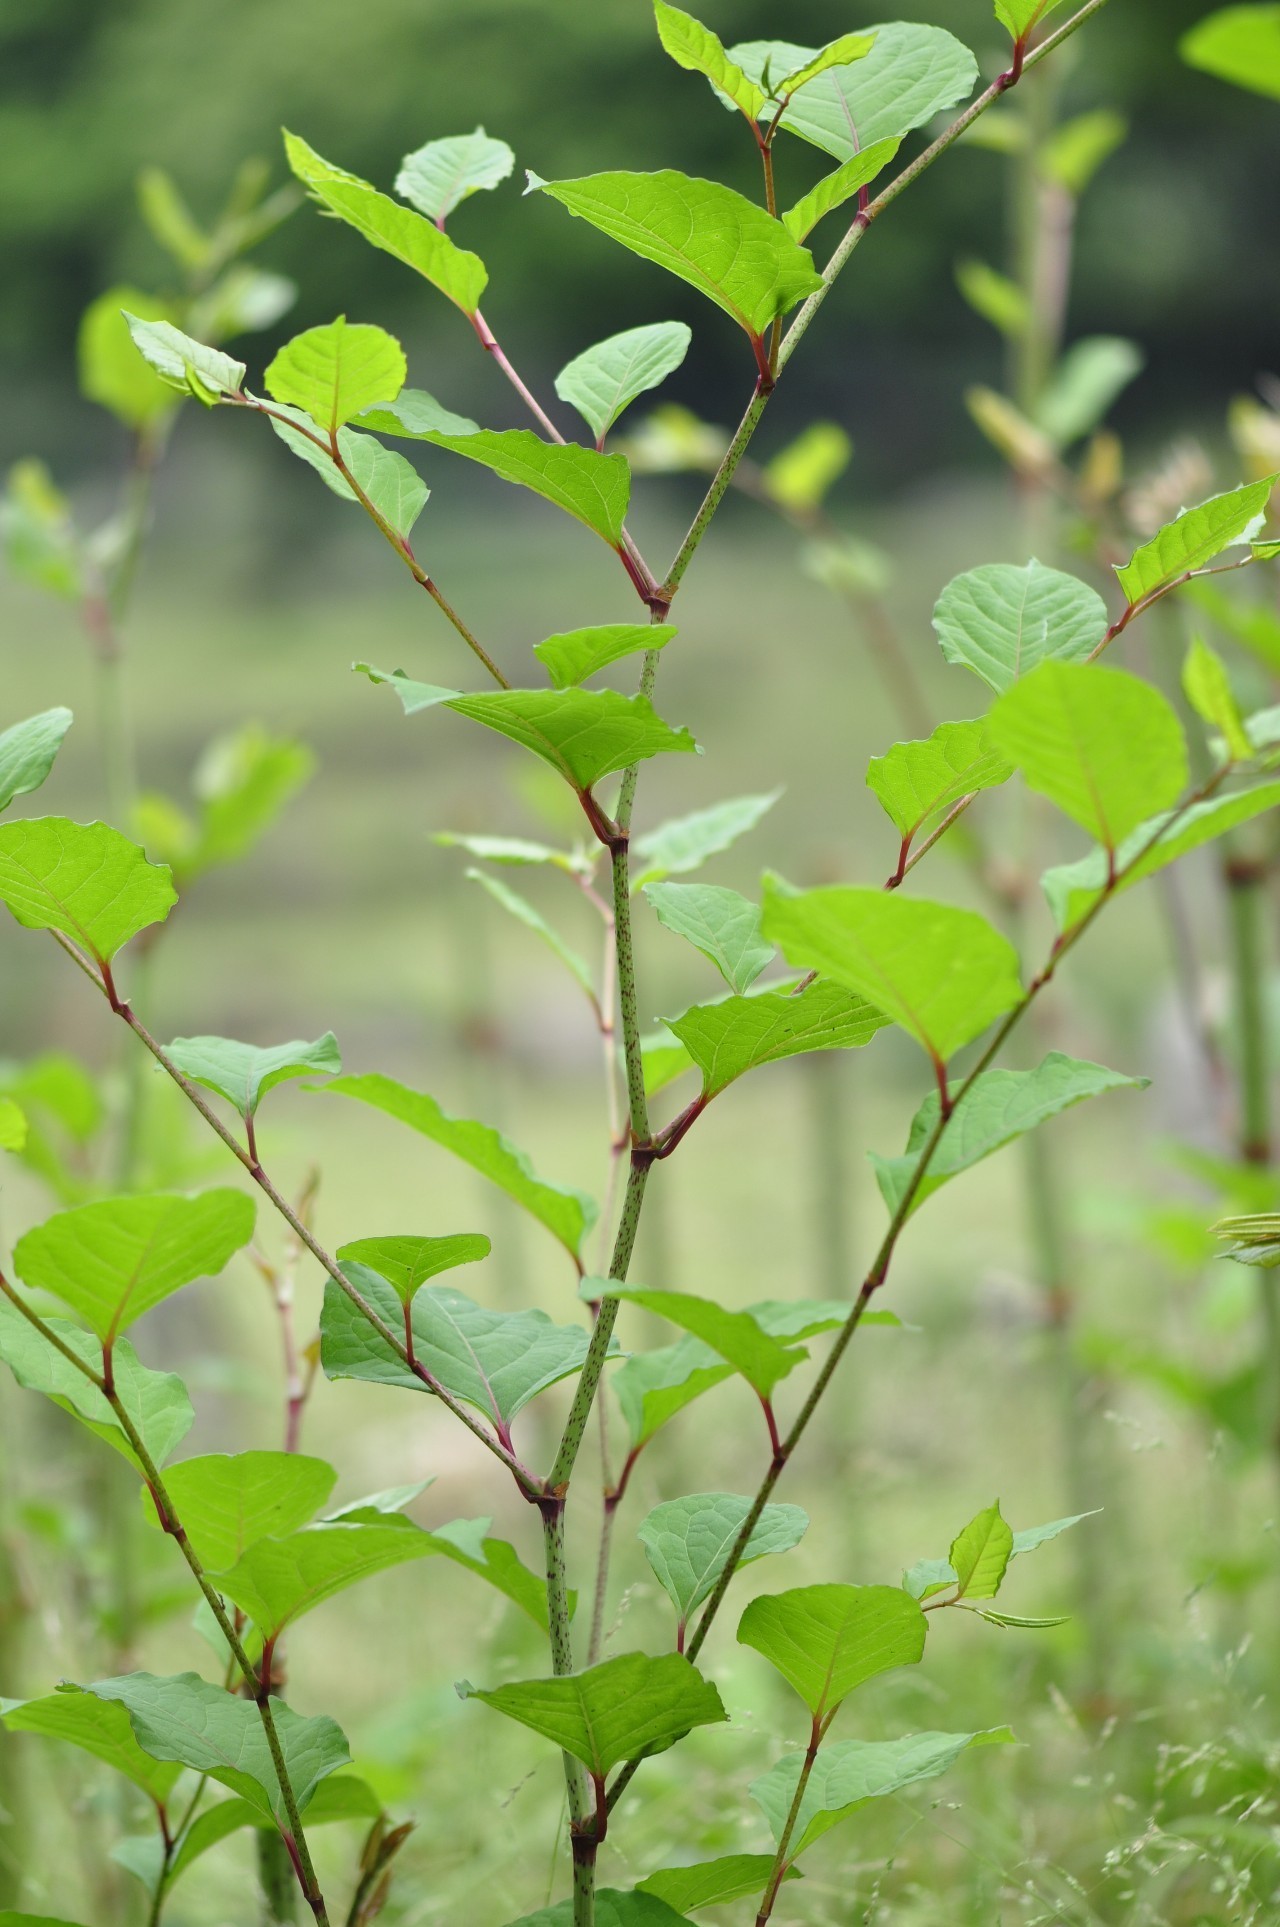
(4, 3, 1280, 1924)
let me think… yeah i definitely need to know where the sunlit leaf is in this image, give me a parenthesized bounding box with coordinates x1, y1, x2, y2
(1181, 4, 1280, 101)
(653, 3, 768, 119)
(668, 979, 888, 1098)
(603, 1285, 804, 1399)
(1183, 636, 1252, 760)
(866, 720, 1012, 842)
(533, 623, 677, 689)
(949, 1500, 1013, 1600)
(737, 1584, 926, 1718)
(265, 318, 405, 432)
(781, 138, 901, 241)
(1040, 111, 1128, 196)
(265, 406, 430, 539)
(644, 882, 773, 994)
(395, 128, 515, 221)
(612, 1336, 733, 1451)
(79, 289, 177, 428)
(123, 316, 245, 404)
(164, 1033, 341, 1121)
(555, 322, 692, 444)
(762, 424, 852, 511)
(0, 818, 176, 963)
(0, 1298, 192, 1470)
(138, 1452, 337, 1570)
(1116, 477, 1276, 605)
(933, 560, 1106, 693)
(458, 1652, 726, 1777)
(994, 0, 1071, 41)
(956, 259, 1029, 338)
(730, 26, 977, 159)
(1, 461, 82, 601)
(0, 710, 73, 814)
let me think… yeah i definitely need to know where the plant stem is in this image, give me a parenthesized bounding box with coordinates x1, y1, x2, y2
(755, 1718, 823, 1925)
(1225, 848, 1280, 1470)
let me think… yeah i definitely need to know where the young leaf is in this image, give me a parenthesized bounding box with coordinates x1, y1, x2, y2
(1183, 635, 1253, 760)
(730, 26, 978, 159)
(85, 1672, 349, 1825)
(781, 137, 901, 241)
(668, 979, 889, 1099)
(529, 171, 822, 340)
(639, 1858, 800, 1912)
(1181, 5, 1280, 102)
(362, 671, 699, 793)
(212, 1517, 450, 1640)
(0, 818, 177, 962)
(1041, 110, 1128, 197)
(871, 1052, 1149, 1218)
(13, 1190, 255, 1344)
(631, 790, 782, 886)
(265, 411, 429, 540)
(138, 1452, 337, 1569)
(975, 1608, 1071, 1629)
(323, 1072, 596, 1257)
(79, 289, 177, 428)
(994, 0, 1071, 41)
(1033, 336, 1142, 448)
(123, 316, 246, 403)
(763, 423, 851, 512)
(949, 1501, 1014, 1600)
(933, 560, 1107, 694)
(395, 128, 515, 222)
(737, 1584, 927, 1719)
(355, 387, 481, 440)
(641, 1025, 696, 1097)
(1116, 477, 1277, 605)
(533, 622, 677, 689)
(1010, 1511, 1101, 1557)
(334, 1234, 490, 1306)
(164, 1033, 342, 1122)
(264, 318, 406, 433)
(183, 726, 315, 880)
(653, 3, 768, 120)
(0, 709, 73, 813)
(612, 1336, 733, 1451)
(988, 661, 1188, 850)
(773, 34, 877, 96)
(750, 1729, 1013, 1858)
(866, 720, 1013, 842)
(322, 1266, 595, 1426)
(0, 1098, 26, 1153)
(0, 1299, 192, 1470)
(1042, 781, 1280, 929)
(284, 132, 487, 317)
(901, 1557, 957, 1602)
(644, 882, 773, 994)
(604, 1286, 804, 1399)
(467, 868, 596, 995)
(435, 831, 585, 872)
(555, 322, 692, 445)
(639, 1493, 808, 1623)
(363, 421, 631, 546)
(956, 259, 1029, 338)
(458, 1652, 726, 1777)
(0, 1691, 181, 1804)
(762, 881, 1021, 1066)
(1, 460, 83, 601)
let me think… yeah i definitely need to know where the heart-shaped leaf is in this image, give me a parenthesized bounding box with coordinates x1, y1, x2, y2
(737, 1583, 926, 1720)
(265, 318, 406, 432)
(933, 560, 1106, 694)
(164, 1033, 342, 1121)
(555, 323, 691, 444)
(138, 1452, 337, 1569)
(459, 1652, 726, 1778)
(0, 819, 176, 963)
(639, 1493, 808, 1623)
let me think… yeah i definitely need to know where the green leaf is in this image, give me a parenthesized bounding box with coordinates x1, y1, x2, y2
(763, 423, 852, 512)
(641, 1026, 696, 1097)
(362, 417, 630, 544)
(781, 138, 901, 241)
(324, 1071, 595, 1256)
(14, 1190, 255, 1344)
(0, 1915, 89, 1925)
(1, 461, 82, 601)
(639, 1858, 798, 1913)
(994, 0, 1070, 40)
(871, 1052, 1149, 1218)
(284, 132, 487, 317)
(1117, 478, 1277, 605)
(79, 290, 177, 428)
(335, 1233, 490, 1305)
(212, 1516, 451, 1639)
(988, 661, 1188, 850)
(750, 1729, 1014, 1857)
(136, 167, 208, 270)
(123, 316, 245, 404)
(139, 1452, 337, 1570)
(0, 1098, 26, 1153)
(737, 1584, 926, 1719)
(265, 408, 429, 540)
(1183, 636, 1252, 760)
(603, 1286, 804, 1399)
(0, 818, 176, 962)
(1041, 781, 1280, 930)
(0, 709, 73, 813)
(181, 726, 315, 880)
(467, 868, 595, 996)
(355, 387, 480, 440)
(361, 670, 699, 793)
(866, 720, 1013, 842)
(1010, 1511, 1101, 1556)
(613, 1337, 733, 1451)
(654, 3, 768, 118)
(264, 318, 406, 433)
(901, 1557, 957, 1601)
(504, 1892, 696, 1927)
(0, 1298, 192, 1469)
(773, 33, 877, 96)
(974, 1608, 1071, 1628)
(395, 128, 515, 221)
(949, 1501, 1014, 1600)
(530, 171, 821, 341)
(434, 831, 586, 872)
(645, 882, 773, 994)
(1040, 111, 1128, 196)
(534, 622, 677, 689)
(556, 322, 692, 445)
(668, 979, 888, 1099)
(639, 1493, 808, 1624)
(420, 1515, 557, 1627)
(631, 791, 781, 887)
(164, 1033, 341, 1121)
(1033, 336, 1142, 447)
(85, 1672, 349, 1826)
(748, 1299, 902, 1339)
(459, 1652, 726, 1777)
(933, 560, 1107, 694)
(731, 26, 978, 159)
(1181, 4, 1280, 101)
(0, 1690, 180, 1804)
(322, 1265, 594, 1427)
(166, 1775, 383, 1888)
(956, 259, 1029, 338)
(762, 881, 1021, 1066)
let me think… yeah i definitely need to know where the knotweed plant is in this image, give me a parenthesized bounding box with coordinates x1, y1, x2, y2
(2, 5, 1278, 1926)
